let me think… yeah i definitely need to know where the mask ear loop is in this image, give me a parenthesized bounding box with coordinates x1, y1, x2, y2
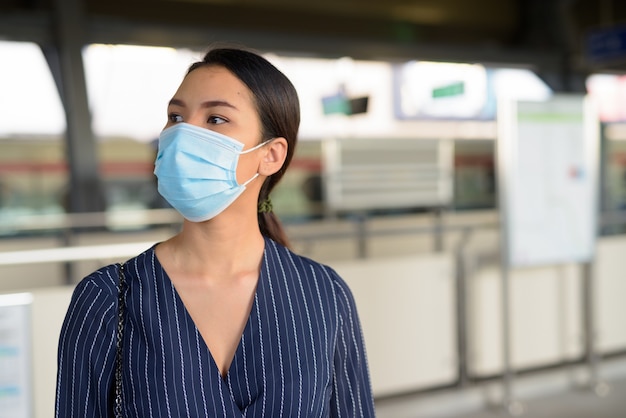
(239, 138, 274, 154)
(241, 172, 260, 187)
(239, 138, 274, 186)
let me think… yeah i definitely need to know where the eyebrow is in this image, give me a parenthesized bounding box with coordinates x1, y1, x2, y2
(168, 98, 238, 110)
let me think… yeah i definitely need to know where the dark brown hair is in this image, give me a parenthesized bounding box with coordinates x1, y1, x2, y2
(187, 46, 300, 247)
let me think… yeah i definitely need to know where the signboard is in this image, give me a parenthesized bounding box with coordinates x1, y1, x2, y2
(0, 293, 32, 418)
(393, 61, 493, 120)
(322, 138, 454, 213)
(498, 95, 599, 267)
(586, 24, 626, 64)
(432, 81, 465, 98)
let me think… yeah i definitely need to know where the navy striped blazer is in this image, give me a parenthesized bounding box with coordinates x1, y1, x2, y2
(55, 237, 375, 417)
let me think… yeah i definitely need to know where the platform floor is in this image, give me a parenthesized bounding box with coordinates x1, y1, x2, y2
(375, 356, 626, 418)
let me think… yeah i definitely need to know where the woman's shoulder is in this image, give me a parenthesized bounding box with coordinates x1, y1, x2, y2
(265, 237, 352, 295)
(74, 243, 158, 296)
(74, 263, 121, 299)
(266, 237, 333, 271)
(119, 242, 159, 273)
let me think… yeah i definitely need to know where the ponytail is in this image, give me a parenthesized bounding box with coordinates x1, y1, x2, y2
(258, 177, 290, 248)
(258, 212, 290, 248)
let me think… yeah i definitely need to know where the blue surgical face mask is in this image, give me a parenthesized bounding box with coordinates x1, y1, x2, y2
(154, 122, 269, 222)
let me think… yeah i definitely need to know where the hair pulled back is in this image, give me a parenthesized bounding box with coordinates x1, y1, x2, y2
(187, 45, 300, 247)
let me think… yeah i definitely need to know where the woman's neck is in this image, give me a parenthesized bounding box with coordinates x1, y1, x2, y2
(159, 214, 266, 283)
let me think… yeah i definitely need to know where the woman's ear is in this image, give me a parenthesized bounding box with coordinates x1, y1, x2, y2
(259, 137, 288, 176)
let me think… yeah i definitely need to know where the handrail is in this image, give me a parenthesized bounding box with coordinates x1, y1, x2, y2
(0, 215, 497, 266)
(0, 208, 182, 234)
(0, 241, 156, 266)
(1, 208, 625, 267)
(2, 207, 625, 235)
(600, 210, 626, 227)
(0, 224, 488, 267)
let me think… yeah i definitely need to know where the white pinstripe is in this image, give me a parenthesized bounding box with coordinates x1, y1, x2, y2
(134, 260, 154, 417)
(288, 252, 319, 413)
(70, 287, 102, 417)
(254, 292, 267, 418)
(195, 328, 210, 417)
(272, 241, 304, 417)
(151, 255, 172, 417)
(84, 302, 114, 417)
(264, 248, 286, 417)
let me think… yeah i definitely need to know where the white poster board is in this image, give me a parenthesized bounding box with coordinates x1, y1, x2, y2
(498, 94, 599, 268)
(0, 293, 33, 418)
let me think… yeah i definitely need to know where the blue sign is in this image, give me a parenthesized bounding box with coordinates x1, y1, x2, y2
(586, 25, 626, 63)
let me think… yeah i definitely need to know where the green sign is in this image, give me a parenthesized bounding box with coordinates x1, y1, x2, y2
(432, 81, 465, 98)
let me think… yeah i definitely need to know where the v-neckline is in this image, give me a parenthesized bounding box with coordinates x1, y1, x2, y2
(153, 240, 267, 382)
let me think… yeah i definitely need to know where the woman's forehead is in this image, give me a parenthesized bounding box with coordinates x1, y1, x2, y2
(177, 65, 253, 104)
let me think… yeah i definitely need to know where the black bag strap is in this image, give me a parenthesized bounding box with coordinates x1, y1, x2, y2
(114, 262, 127, 418)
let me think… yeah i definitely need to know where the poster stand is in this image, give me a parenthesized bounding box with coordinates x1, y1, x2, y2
(582, 262, 611, 398)
(498, 260, 526, 416)
(496, 96, 525, 415)
(496, 94, 604, 415)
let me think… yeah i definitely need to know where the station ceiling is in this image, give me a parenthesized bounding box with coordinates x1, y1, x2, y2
(2, 0, 626, 82)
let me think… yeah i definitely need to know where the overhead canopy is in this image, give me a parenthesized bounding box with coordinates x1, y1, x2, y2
(2, 0, 626, 77)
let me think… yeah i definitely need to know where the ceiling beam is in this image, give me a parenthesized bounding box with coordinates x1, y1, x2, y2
(3, 0, 625, 74)
(0, 8, 560, 69)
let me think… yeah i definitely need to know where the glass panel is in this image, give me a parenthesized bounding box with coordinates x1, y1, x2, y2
(82, 44, 200, 212)
(0, 41, 67, 233)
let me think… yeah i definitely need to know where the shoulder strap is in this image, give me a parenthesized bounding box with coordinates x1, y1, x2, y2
(114, 262, 127, 418)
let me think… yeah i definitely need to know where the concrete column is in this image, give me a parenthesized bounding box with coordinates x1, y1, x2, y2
(44, 0, 105, 213)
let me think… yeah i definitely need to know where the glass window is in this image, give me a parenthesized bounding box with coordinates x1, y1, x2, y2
(82, 44, 200, 212)
(0, 41, 67, 231)
(0, 41, 65, 136)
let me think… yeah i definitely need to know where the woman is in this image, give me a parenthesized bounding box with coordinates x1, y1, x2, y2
(55, 46, 375, 417)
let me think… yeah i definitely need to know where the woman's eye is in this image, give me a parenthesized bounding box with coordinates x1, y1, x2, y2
(168, 113, 183, 123)
(208, 115, 227, 125)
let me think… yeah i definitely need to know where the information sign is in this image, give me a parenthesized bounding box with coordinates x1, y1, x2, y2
(498, 95, 599, 267)
(0, 293, 32, 418)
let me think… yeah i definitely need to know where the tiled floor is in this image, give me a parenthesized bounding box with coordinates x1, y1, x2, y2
(375, 357, 626, 418)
